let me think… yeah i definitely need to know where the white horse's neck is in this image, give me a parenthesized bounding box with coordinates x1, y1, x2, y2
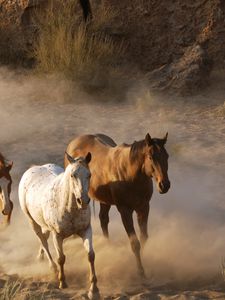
(57, 168, 77, 214)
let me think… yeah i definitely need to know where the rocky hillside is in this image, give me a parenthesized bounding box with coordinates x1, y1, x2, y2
(0, 0, 225, 94)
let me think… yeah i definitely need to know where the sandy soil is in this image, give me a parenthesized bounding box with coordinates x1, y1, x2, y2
(0, 68, 225, 299)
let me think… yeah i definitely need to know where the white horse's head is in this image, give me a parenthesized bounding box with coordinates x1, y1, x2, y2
(65, 152, 92, 209)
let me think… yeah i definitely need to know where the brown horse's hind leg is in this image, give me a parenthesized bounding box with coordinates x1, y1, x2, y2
(136, 203, 150, 248)
(99, 203, 111, 238)
(117, 205, 145, 278)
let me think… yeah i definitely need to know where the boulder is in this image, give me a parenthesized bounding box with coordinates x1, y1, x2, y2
(147, 44, 213, 95)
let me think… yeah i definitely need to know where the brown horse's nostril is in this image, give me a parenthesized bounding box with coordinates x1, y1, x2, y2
(159, 180, 170, 193)
(2, 209, 6, 215)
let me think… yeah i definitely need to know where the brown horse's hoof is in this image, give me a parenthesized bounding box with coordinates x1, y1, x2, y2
(59, 281, 68, 289)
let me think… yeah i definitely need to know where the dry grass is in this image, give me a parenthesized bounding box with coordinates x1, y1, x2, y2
(0, 279, 23, 300)
(33, 1, 125, 90)
(0, 278, 54, 300)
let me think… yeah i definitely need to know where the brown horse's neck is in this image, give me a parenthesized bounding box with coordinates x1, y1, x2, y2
(112, 140, 146, 181)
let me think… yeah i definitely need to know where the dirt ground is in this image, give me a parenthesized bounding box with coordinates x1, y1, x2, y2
(0, 68, 225, 299)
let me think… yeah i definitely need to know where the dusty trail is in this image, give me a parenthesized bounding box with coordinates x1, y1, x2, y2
(0, 68, 225, 299)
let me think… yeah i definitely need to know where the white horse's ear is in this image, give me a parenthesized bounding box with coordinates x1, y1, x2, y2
(85, 152, 92, 164)
(65, 152, 75, 164)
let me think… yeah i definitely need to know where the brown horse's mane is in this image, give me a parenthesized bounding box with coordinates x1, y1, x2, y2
(129, 140, 146, 164)
(129, 138, 164, 164)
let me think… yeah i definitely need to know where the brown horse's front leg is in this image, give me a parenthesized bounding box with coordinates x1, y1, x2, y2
(1, 200, 13, 227)
(5, 200, 13, 225)
(99, 203, 111, 238)
(81, 225, 100, 300)
(117, 205, 146, 278)
(136, 203, 150, 248)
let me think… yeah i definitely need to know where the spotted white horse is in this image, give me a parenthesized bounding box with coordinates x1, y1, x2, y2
(19, 152, 99, 299)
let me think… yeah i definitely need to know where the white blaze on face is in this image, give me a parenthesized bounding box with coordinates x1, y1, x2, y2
(71, 162, 91, 209)
(0, 176, 11, 215)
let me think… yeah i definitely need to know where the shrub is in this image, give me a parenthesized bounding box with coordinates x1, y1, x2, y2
(33, 1, 124, 89)
(0, 279, 23, 300)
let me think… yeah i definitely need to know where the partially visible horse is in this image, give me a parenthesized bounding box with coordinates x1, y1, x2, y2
(0, 153, 13, 227)
(65, 133, 170, 277)
(79, 0, 92, 21)
(19, 152, 99, 299)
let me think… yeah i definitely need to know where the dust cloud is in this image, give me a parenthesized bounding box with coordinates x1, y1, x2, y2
(0, 67, 225, 294)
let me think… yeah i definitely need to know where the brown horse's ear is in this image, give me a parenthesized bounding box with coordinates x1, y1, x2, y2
(145, 133, 153, 146)
(85, 152, 92, 164)
(6, 161, 13, 172)
(162, 132, 168, 145)
(65, 152, 75, 164)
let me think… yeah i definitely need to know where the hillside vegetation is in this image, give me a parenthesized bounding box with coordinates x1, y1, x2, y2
(0, 0, 225, 95)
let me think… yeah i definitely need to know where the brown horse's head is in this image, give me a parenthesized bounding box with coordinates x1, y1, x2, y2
(143, 133, 170, 194)
(0, 158, 13, 221)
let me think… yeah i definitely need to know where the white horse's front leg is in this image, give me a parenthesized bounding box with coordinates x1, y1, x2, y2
(82, 225, 100, 300)
(52, 232, 67, 289)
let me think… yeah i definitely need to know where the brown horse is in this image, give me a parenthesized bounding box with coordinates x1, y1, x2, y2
(79, 0, 92, 21)
(65, 133, 170, 277)
(0, 153, 13, 227)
